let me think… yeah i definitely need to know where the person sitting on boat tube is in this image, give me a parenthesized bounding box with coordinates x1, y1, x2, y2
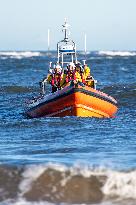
(47, 64, 63, 93)
(83, 64, 91, 79)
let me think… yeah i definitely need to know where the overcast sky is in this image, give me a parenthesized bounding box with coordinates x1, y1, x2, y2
(0, 0, 136, 51)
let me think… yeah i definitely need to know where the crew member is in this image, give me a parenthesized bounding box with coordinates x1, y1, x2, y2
(66, 62, 76, 82)
(75, 63, 85, 84)
(47, 64, 63, 93)
(61, 62, 76, 87)
(83, 64, 95, 88)
(83, 64, 91, 80)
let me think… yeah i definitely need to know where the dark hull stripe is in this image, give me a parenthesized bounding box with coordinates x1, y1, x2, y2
(27, 87, 117, 113)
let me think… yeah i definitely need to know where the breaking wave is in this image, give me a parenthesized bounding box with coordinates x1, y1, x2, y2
(0, 51, 42, 59)
(0, 163, 136, 204)
(1, 50, 136, 59)
(98, 51, 136, 57)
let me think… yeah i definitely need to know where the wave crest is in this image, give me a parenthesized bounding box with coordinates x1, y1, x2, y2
(0, 51, 42, 59)
(0, 164, 136, 204)
(98, 51, 136, 57)
(20, 164, 136, 203)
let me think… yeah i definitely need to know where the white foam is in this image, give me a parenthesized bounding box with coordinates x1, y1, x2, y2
(18, 163, 136, 201)
(0, 51, 41, 59)
(19, 163, 67, 196)
(19, 165, 47, 195)
(78, 51, 91, 55)
(19, 163, 107, 197)
(0, 198, 54, 205)
(103, 170, 136, 199)
(98, 51, 136, 56)
(0, 198, 113, 205)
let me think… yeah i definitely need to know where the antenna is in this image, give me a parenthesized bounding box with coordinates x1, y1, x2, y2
(62, 18, 70, 40)
(48, 29, 50, 54)
(84, 33, 87, 60)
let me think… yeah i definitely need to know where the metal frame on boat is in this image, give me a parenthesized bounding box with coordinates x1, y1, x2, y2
(57, 19, 77, 67)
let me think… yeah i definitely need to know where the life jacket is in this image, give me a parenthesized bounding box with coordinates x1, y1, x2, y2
(80, 72, 86, 84)
(84, 66, 91, 80)
(51, 72, 62, 89)
(66, 70, 76, 83)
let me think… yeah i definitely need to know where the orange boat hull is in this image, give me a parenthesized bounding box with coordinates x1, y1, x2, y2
(26, 85, 117, 118)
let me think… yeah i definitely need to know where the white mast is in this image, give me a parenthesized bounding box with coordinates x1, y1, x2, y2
(48, 29, 50, 54)
(84, 33, 87, 59)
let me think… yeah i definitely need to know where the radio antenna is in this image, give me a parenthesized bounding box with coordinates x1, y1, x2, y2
(47, 29, 50, 55)
(84, 33, 87, 60)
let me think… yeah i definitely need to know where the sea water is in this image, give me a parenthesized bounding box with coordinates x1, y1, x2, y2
(0, 51, 136, 205)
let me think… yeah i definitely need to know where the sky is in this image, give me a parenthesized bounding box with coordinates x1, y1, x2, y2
(0, 0, 136, 51)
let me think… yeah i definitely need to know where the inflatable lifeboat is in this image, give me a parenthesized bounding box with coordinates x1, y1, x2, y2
(26, 82, 117, 118)
(25, 20, 118, 118)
